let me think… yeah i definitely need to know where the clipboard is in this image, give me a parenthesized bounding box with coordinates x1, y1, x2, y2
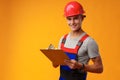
(40, 49, 69, 65)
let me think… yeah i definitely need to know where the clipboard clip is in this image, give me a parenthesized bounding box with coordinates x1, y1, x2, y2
(48, 44, 55, 49)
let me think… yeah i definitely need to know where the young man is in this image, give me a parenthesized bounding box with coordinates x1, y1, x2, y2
(54, 1, 103, 80)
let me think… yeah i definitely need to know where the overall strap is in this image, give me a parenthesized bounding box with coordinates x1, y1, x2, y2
(61, 34, 68, 44)
(61, 34, 68, 49)
(61, 34, 89, 54)
(75, 34, 89, 53)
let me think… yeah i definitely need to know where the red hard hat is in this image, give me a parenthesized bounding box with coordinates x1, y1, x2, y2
(64, 1, 85, 17)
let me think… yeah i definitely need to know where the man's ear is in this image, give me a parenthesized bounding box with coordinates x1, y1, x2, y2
(82, 15, 86, 21)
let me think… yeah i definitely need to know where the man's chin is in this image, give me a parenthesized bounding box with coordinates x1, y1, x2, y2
(71, 28, 81, 32)
(71, 28, 77, 30)
(71, 29, 78, 32)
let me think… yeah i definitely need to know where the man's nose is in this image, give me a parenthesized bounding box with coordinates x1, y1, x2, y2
(71, 19, 75, 24)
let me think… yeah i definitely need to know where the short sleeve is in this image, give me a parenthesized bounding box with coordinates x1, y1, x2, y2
(87, 38, 100, 58)
(58, 36, 64, 49)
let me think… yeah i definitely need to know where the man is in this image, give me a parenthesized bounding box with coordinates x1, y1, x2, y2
(53, 1, 103, 80)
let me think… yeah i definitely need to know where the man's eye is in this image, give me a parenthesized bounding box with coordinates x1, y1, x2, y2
(67, 18, 71, 20)
(74, 17, 79, 20)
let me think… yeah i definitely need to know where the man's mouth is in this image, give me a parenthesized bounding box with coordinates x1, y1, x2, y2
(71, 25, 77, 28)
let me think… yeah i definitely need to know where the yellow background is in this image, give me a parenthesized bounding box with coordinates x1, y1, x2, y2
(0, 0, 120, 80)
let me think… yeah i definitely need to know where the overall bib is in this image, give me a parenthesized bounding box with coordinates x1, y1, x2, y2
(59, 34, 89, 80)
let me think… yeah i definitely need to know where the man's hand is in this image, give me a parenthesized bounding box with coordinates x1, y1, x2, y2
(64, 59, 82, 69)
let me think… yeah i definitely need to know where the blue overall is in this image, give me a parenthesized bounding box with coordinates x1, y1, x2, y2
(59, 34, 88, 80)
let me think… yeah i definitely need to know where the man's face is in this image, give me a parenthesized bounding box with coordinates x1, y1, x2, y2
(66, 15, 83, 32)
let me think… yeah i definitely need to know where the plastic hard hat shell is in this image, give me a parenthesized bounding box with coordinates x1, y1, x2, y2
(64, 1, 85, 17)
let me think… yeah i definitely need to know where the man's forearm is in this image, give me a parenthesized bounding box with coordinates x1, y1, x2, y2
(84, 63, 103, 73)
